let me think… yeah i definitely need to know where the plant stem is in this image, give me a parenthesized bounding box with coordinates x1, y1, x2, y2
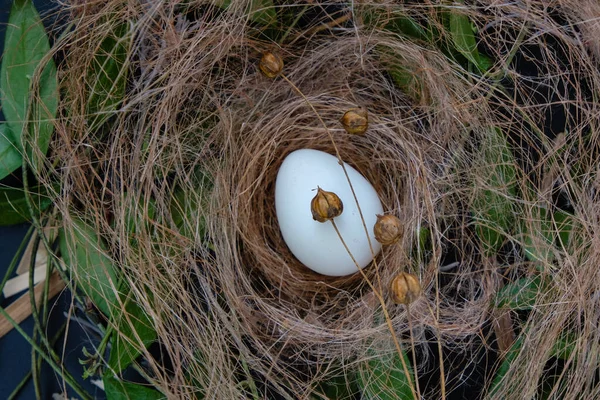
(331, 220, 418, 400)
(7, 370, 32, 400)
(0, 307, 92, 400)
(8, 321, 68, 400)
(31, 334, 42, 400)
(279, 4, 309, 44)
(280, 73, 384, 290)
(406, 304, 421, 399)
(280, 70, 417, 399)
(0, 225, 34, 294)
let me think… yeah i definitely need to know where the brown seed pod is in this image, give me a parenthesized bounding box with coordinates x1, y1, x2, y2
(259, 51, 283, 78)
(373, 214, 402, 245)
(390, 272, 421, 305)
(340, 107, 368, 135)
(311, 187, 343, 223)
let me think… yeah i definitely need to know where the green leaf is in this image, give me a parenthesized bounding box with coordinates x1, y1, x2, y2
(494, 276, 543, 310)
(103, 374, 164, 400)
(59, 218, 120, 317)
(115, 194, 156, 235)
(109, 299, 157, 372)
(0, 184, 54, 225)
(386, 15, 429, 42)
(472, 128, 518, 256)
(522, 207, 554, 263)
(552, 334, 575, 361)
(0, 123, 23, 180)
(554, 210, 574, 249)
(357, 351, 414, 400)
(87, 23, 129, 131)
(0, 0, 57, 173)
(522, 208, 575, 263)
(388, 63, 426, 102)
(448, 9, 488, 72)
(314, 372, 359, 400)
(489, 336, 523, 396)
(217, 0, 276, 26)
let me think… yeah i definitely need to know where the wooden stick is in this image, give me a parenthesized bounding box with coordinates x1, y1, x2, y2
(0, 271, 66, 339)
(2, 265, 48, 298)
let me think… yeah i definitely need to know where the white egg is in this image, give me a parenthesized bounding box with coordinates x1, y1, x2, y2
(275, 149, 383, 276)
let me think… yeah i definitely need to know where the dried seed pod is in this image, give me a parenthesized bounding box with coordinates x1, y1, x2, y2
(373, 214, 402, 245)
(311, 187, 343, 223)
(340, 107, 368, 135)
(390, 272, 421, 305)
(259, 51, 283, 78)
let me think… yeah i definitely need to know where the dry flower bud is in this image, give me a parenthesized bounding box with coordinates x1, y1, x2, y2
(340, 107, 368, 135)
(311, 187, 343, 223)
(373, 214, 402, 245)
(259, 51, 283, 78)
(390, 272, 421, 305)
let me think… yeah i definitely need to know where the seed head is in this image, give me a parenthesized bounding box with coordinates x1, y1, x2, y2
(311, 187, 343, 223)
(390, 272, 421, 305)
(373, 214, 402, 245)
(259, 51, 283, 78)
(340, 107, 368, 135)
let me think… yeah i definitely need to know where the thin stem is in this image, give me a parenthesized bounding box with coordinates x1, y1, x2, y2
(35, 238, 56, 398)
(416, 147, 446, 400)
(7, 370, 31, 400)
(406, 304, 421, 399)
(281, 71, 415, 398)
(27, 235, 45, 338)
(279, 4, 309, 44)
(27, 234, 43, 399)
(8, 321, 68, 400)
(426, 302, 446, 399)
(331, 220, 418, 400)
(31, 332, 42, 400)
(0, 225, 35, 293)
(0, 307, 92, 400)
(280, 73, 384, 291)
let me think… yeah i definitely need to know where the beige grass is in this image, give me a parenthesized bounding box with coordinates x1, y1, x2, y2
(32, 1, 600, 398)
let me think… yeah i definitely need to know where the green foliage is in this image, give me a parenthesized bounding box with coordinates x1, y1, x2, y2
(376, 5, 493, 100)
(522, 207, 575, 264)
(103, 374, 165, 400)
(494, 276, 544, 310)
(118, 194, 156, 235)
(0, 0, 57, 178)
(87, 22, 129, 132)
(489, 336, 523, 396)
(388, 63, 427, 103)
(385, 14, 430, 43)
(314, 372, 359, 400)
(489, 332, 576, 397)
(472, 128, 518, 256)
(357, 350, 414, 400)
(553, 210, 574, 249)
(522, 207, 554, 263)
(0, 123, 22, 179)
(109, 299, 157, 372)
(217, 0, 276, 26)
(552, 333, 576, 361)
(447, 9, 491, 73)
(0, 184, 53, 225)
(59, 218, 120, 317)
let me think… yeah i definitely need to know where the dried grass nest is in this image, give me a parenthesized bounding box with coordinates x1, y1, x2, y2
(45, 0, 600, 398)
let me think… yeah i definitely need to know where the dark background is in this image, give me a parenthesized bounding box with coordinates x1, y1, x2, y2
(0, 1, 105, 398)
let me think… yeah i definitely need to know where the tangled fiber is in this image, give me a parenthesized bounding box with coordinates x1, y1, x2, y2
(35, 0, 600, 398)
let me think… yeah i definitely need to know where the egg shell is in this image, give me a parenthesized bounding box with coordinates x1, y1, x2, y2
(275, 149, 383, 276)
